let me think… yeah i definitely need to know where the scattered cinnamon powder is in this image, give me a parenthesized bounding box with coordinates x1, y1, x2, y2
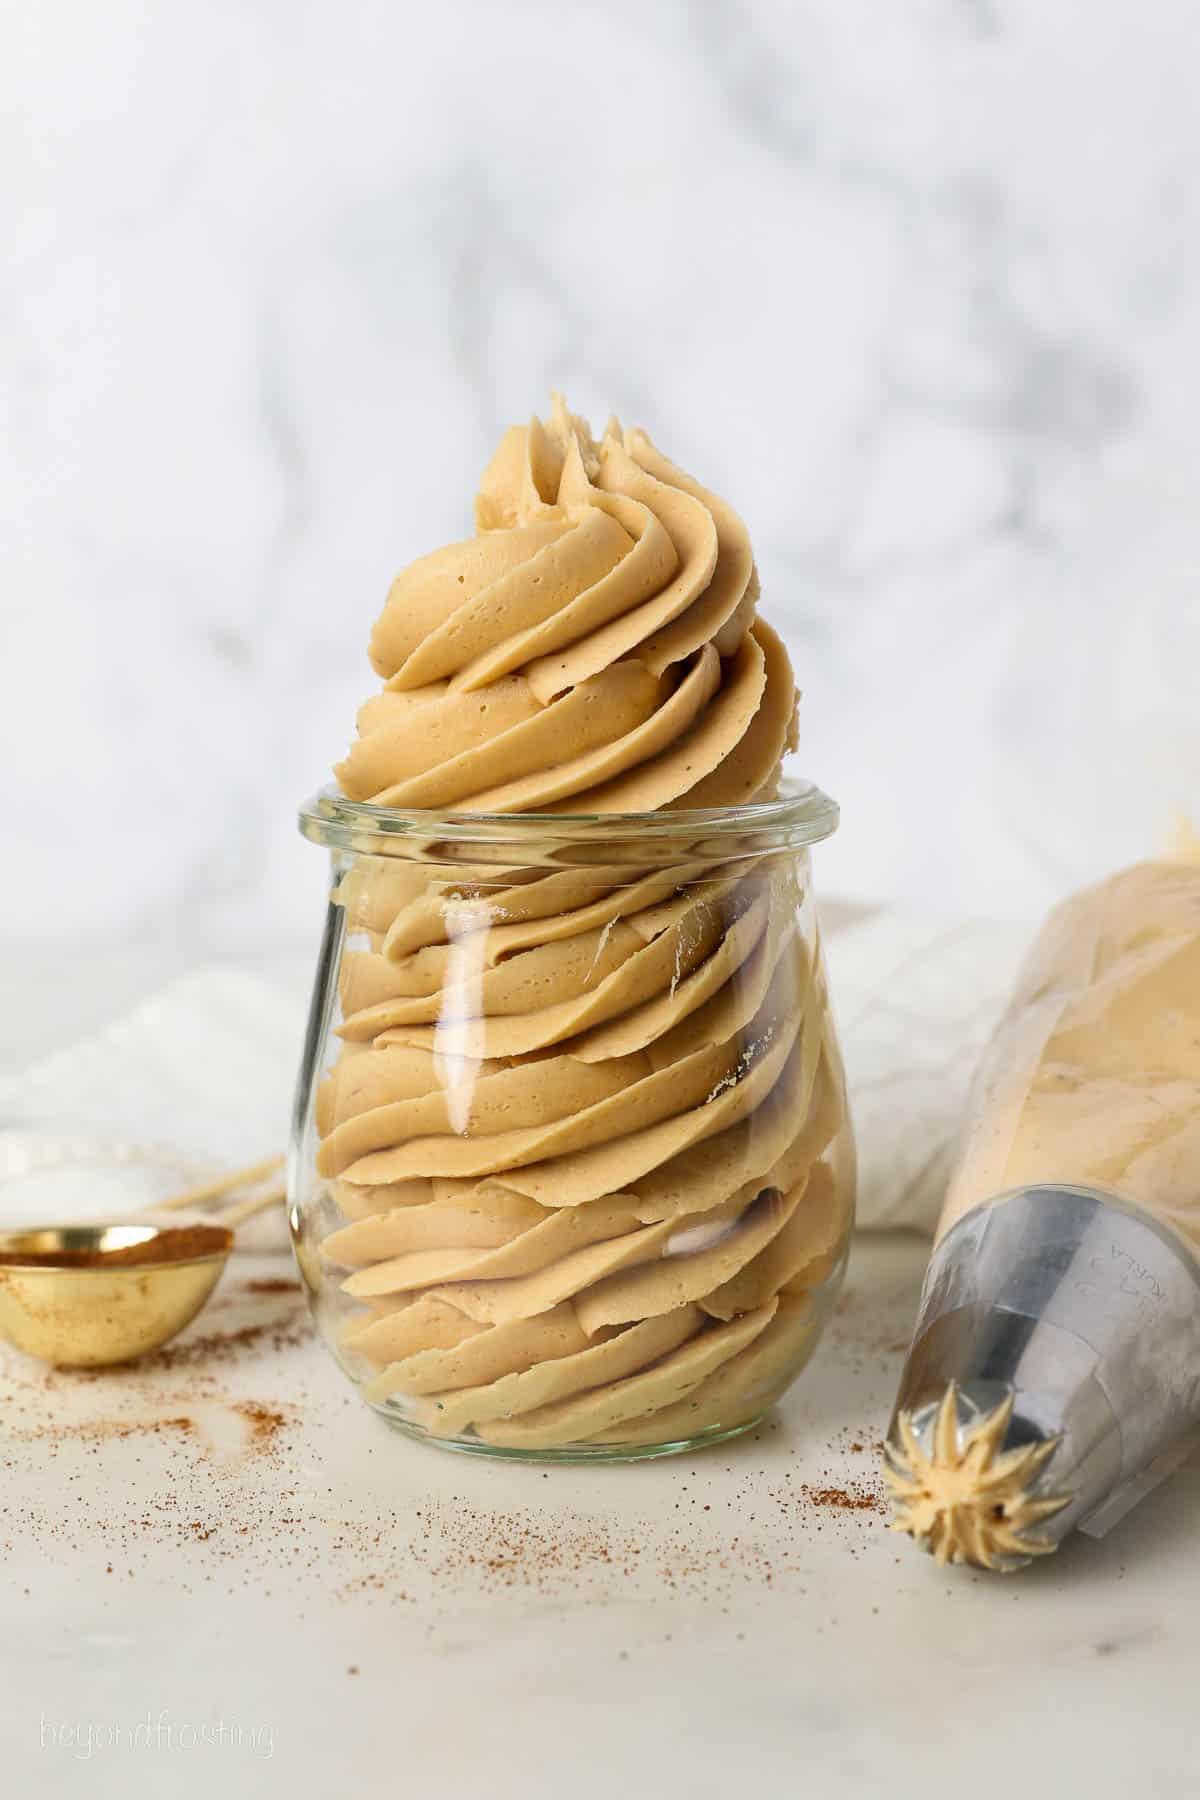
(242, 1278, 301, 1295)
(232, 1402, 287, 1446)
(140, 1310, 309, 1371)
(69, 1415, 194, 1442)
(802, 1484, 882, 1513)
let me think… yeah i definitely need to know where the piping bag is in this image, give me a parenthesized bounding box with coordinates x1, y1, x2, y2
(885, 842, 1200, 1570)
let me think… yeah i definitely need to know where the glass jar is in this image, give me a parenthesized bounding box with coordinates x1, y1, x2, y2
(290, 782, 855, 1462)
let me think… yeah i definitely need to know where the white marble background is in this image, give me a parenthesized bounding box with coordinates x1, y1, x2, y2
(6, 0, 1199, 946)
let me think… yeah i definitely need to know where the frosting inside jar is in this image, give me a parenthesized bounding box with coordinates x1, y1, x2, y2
(316, 398, 852, 1451)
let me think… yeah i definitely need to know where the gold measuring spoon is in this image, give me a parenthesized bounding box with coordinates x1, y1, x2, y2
(0, 1154, 285, 1368)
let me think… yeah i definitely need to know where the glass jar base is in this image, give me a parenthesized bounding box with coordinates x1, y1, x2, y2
(340, 1251, 850, 1465)
(362, 1403, 770, 1464)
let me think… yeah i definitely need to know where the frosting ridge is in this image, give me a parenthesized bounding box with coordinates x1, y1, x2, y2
(310, 399, 851, 1453)
(337, 397, 797, 816)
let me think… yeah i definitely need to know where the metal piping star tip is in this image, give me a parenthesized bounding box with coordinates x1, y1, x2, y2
(886, 1184, 1200, 1572)
(885, 1383, 1071, 1571)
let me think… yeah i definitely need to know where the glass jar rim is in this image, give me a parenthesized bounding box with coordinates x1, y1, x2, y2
(298, 778, 839, 859)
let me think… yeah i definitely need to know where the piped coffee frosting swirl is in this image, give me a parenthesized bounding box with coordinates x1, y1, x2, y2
(316, 400, 852, 1450)
(336, 398, 798, 814)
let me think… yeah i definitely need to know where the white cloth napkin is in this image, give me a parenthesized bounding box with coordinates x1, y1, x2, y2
(0, 968, 304, 1251)
(824, 909, 1032, 1233)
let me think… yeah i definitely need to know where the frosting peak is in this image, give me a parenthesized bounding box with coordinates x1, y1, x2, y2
(337, 397, 797, 815)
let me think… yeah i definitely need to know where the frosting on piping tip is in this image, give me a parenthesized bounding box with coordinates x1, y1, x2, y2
(885, 1386, 1072, 1570)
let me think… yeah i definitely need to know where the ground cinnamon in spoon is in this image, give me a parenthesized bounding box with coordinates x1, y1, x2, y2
(0, 1226, 232, 1269)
